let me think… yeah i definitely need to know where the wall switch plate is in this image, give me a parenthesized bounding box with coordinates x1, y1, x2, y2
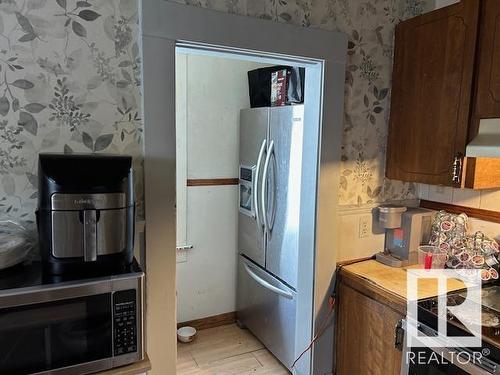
(359, 215, 371, 238)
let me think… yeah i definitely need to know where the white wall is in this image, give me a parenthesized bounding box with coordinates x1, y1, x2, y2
(417, 184, 500, 239)
(178, 186, 239, 321)
(337, 207, 385, 262)
(337, 184, 500, 261)
(175, 53, 267, 322)
(434, 0, 459, 9)
(417, 184, 500, 211)
(336, 199, 420, 262)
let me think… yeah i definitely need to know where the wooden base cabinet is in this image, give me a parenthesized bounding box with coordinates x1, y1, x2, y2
(386, 0, 500, 189)
(335, 283, 404, 375)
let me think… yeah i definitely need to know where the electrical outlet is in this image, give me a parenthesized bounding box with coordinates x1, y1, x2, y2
(359, 215, 371, 238)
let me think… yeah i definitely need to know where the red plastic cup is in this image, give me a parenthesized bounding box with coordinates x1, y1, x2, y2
(424, 252, 433, 270)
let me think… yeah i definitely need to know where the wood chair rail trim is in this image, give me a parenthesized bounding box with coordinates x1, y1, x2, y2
(420, 199, 500, 223)
(187, 178, 239, 186)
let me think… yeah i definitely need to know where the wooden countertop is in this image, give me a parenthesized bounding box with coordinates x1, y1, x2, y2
(95, 355, 151, 375)
(340, 260, 466, 314)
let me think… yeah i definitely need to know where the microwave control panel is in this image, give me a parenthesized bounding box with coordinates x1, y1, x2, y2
(113, 289, 137, 356)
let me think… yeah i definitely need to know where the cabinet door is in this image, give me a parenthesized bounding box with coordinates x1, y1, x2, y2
(386, 1, 480, 186)
(474, 0, 500, 119)
(336, 284, 403, 375)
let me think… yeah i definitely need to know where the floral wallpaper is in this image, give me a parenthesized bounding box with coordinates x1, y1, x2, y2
(0, 0, 433, 227)
(167, 0, 433, 206)
(0, 0, 143, 226)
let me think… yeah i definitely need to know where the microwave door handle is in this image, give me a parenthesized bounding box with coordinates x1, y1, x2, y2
(261, 140, 274, 237)
(254, 139, 266, 229)
(83, 210, 97, 262)
(243, 262, 293, 300)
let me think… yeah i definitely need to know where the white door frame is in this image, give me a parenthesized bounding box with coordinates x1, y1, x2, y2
(141, 2, 347, 374)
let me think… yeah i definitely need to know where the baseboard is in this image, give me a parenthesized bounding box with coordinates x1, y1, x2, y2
(177, 311, 236, 331)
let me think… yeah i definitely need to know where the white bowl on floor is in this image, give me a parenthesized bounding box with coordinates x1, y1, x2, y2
(177, 326, 197, 343)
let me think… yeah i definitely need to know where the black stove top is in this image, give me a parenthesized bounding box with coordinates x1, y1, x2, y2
(417, 283, 500, 364)
(0, 259, 142, 294)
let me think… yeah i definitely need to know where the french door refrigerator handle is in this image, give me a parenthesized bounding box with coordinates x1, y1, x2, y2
(269, 147, 277, 231)
(243, 261, 293, 300)
(254, 139, 267, 229)
(261, 140, 274, 238)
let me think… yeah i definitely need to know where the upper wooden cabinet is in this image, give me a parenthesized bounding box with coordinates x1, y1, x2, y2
(386, 0, 500, 189)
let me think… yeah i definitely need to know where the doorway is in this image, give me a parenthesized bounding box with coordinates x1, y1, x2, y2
(174, 46, 313, 374)
(141, 2, 347, 374)
(174, 49, 270, 323)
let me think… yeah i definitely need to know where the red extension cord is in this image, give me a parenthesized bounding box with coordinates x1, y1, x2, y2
(291, 295, 336, 369)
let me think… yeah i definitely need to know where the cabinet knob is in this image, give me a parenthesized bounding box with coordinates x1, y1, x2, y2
(452, 153, 464, 184)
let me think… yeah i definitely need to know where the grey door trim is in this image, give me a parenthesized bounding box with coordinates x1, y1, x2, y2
(141, 2, 348, 373)
(143, 3, 347, 63)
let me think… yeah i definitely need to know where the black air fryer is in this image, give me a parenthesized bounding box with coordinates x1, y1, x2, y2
(37, 153, 135, 275)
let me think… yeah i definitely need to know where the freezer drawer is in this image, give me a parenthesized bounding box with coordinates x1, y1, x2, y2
(237, 255, 297, 370)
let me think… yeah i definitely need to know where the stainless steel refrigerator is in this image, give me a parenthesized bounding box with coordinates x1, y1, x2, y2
(237, 105, 307, 371)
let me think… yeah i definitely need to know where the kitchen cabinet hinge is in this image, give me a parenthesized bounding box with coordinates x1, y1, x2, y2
(394, 319, 404, 351)
(176, 245, 193, 251)
(452, 153, 464, 184)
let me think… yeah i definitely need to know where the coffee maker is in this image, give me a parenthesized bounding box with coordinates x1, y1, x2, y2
(37, 154, 135, 274)
(375, 206, 433, 267)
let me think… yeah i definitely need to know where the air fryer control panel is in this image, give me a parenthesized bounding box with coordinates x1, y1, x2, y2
(113, 289, 137, 356)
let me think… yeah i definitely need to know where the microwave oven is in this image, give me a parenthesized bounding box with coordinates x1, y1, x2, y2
(0, 261, 144, 375)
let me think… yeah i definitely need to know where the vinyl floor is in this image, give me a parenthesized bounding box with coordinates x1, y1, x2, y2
(176, 324, 290, 374)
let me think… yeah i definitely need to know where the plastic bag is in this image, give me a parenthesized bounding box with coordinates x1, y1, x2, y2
(0, 221, 36, 270)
